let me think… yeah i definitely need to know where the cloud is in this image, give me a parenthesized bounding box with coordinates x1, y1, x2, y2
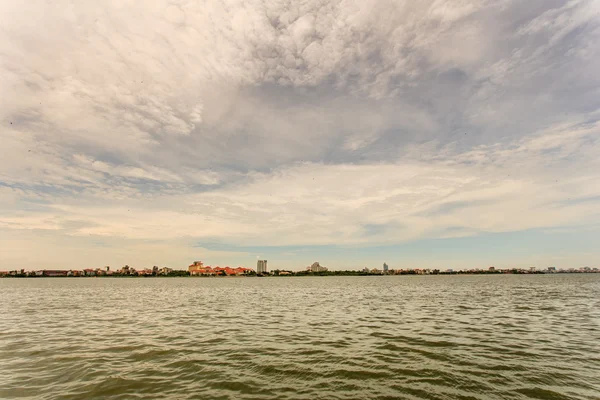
(2, 119, 598, 250)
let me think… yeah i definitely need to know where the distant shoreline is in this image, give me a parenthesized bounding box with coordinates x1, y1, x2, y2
(1, 271, 598, 278)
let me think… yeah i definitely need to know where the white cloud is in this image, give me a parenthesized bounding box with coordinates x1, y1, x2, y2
(2, 120, 598, 250)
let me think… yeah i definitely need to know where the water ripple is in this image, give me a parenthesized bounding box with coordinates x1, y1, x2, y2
(1, 275, 599, 399)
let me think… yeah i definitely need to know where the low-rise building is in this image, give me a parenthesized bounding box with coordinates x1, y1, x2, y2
(137, 268, 153, 276)
(189, 263, 253, 276)
(308, 262, 328, 272)
(159, 267, 173, 275)
(189, 261, 205, 275)
(42, 270, 69, 277)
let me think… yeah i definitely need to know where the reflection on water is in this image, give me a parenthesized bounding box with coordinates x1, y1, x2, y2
(1, 275, 599, 399)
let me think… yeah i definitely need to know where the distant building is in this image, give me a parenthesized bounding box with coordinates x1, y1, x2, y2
(137, 268, 154, 276)
(159, 267, 173, 275)
(309, 262, 327, 272)
(119, 265, 132, 275)
(42, 270, 68, 277)
(189, 261, 204, 273)
(189, 261, 253, 276)
(189, 261, 216, 276)
(257, 260, 268, 274)
(383, 263, 389, 273)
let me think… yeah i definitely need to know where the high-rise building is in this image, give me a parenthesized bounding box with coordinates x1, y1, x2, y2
(383, 263, 389, 273)
(257, 260, 268, 274)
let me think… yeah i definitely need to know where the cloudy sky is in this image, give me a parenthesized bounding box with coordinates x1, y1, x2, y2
(1, 0, 600, 271)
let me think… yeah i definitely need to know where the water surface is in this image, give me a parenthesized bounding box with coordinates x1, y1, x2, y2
(1, 275, 599, 399)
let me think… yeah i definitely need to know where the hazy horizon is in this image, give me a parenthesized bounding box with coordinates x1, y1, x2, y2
(2, 1, 600, 271)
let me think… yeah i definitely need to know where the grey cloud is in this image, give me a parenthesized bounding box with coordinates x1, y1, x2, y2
(2, 0, 598, 169)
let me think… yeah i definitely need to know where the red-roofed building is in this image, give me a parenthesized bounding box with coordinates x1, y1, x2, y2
(42, 270, 68, 277)
(190, 263, 217, 276)
(137, 268, 153, 276)
(189, 261, 254, 276)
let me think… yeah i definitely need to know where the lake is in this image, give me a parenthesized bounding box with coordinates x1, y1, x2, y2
(1, 275, 599, 399)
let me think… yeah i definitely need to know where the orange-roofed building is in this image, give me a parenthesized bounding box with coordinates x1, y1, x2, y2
(137, 268, 153, 276)
(189, 261, 253, 276)
(190, 263, 217, 276)
(189, 261, 206, 275)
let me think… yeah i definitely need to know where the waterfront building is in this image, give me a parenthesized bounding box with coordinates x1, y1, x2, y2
(189, 262, 215, 276)
(234, 267, 253, 275)
(257, 260, 268, 274)
(189, 262, 253, 276)
(192, 267, 215, 276)
(41, 270, 69, 277)
(159, 267, 173, 275)
(383, 263, 389, 273)
(309, 262, 327, 272)
(189, 261, 205, 274)
(118, 265, 132, 275)
(134, 268, 146, 275)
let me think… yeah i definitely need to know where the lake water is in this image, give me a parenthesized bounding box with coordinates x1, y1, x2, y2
(1, 275, 599, 399)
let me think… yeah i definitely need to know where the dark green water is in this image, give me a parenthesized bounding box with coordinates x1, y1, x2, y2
(1, 275, 599, 399)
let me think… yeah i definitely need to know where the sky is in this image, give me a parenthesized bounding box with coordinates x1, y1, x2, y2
(1, 0, 600, 271)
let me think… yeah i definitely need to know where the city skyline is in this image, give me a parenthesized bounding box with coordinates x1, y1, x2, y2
(2, 260, 597, 276)
(2, 1, 600, 270)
